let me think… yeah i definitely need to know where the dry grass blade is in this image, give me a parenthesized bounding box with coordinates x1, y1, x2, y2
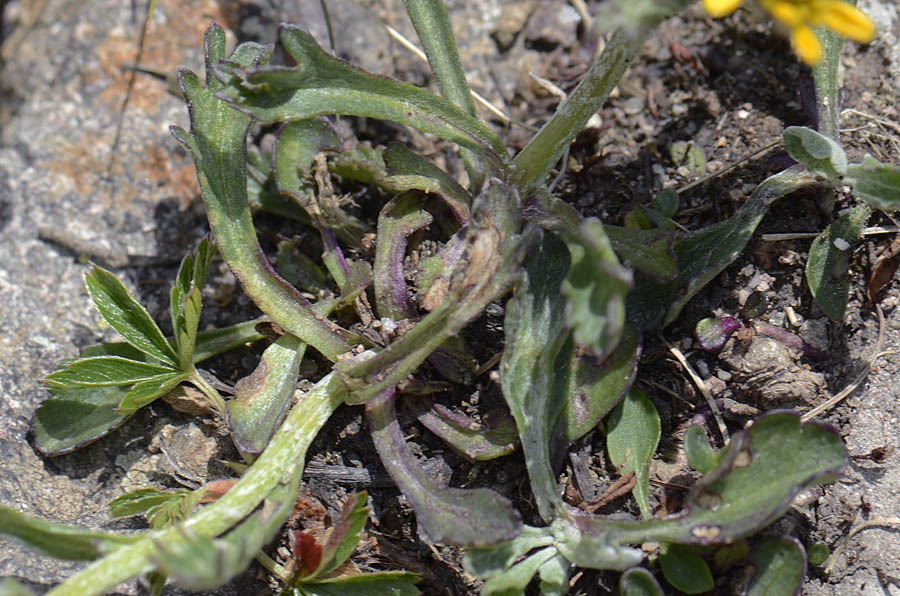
(666, 340, 729, 443)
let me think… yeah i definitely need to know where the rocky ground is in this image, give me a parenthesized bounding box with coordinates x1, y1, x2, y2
(1, 0, 899, 594)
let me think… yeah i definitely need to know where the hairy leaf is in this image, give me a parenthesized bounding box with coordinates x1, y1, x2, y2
(658, 544, 713, 594)
(806, 202, 870, 321)
(561, 219, 632, 358)
(0, 578, 36, 596)
(481, 547, 559, 596)
(227, 333, 305, 454)
(746, 537, 807, 596)
(366, 388, 522, 546)
(606, 387, 660, 519)
(85, 266, 178, 366)
(0, 505, 137, 561)
(783, 126, 847, 181)
(46, 357, 177, 388)
(846, 154, 900, 211)
(117, 371, 188, 415)
(215, 25, 505, 160)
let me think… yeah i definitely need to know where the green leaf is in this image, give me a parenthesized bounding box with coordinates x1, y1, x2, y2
(170, 238, 215, 369)
(464, 525, 555, 579)
(501, 234, 572, 521)
(606, 387, 660, 519)
(537, 552, 569, 596)
(628, 167, 816, 330)
(407, 397, 519, 461)
(619, 567, 664, 596)
(481, 547, 559, 596)
(46, 357, 177, 387)
(306, 492, 369, 579)
(0, 505, 137, 561)
(173, 23, 357, 362)
(0, 578, 36, 596)
(605, 225, 677, 281)
(783, 126, 847, 180)
(31, 384, 130, 456)
(84, 265, 178, 366)
(117, 371, 188, 414)
(108, 488, 201, 530)
(669, 141, 706, 178)
(383, 144, 472, 223)
(366, 389, 522, 547)
(746, 537, 807, 596)
(658, 544, 714, 594)
(807, 542, 829, 566)
(684, 424, 717, 475)
(227, 333, 306, 455)
(845, 154, 900, 211)
(192, 319, 266, 361)
(806, 202, 870, 321)
(297, 572, 420, 596)
(216, 25, 506, 160)
(562, 219, 632, 359)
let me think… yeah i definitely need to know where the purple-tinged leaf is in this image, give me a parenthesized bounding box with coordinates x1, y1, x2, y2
(307, 492, 369, 579)
(695, 316, 742, 351)
(366, 388, 522, 546)
(754, 321, 829, 360)
(407, 397, 518, 462)
(383, 144, 472, 224)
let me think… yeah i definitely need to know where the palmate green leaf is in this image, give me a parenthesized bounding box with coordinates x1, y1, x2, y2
(628, 167, 816, 330)
(806, 202, 870, 321)
(305, 492, 369, 580)
(501, 234, 571, 522)
(845, 155, 900, 211)
(172, 23, 357, 362)
(226, 333, 306, 455)
(85, 265, 178, 366)
(117, 371, 188, 415)
(658, 544, 713, 594)
(783, 126, 847, 181)
(562, 219, 632, 359)
(600, 412, 847, 547)
(215, 25, 506, 161)
(606, 387, 660, 519)
(366, 389, 522, 547)
(745, 537, 807, 596)
(46, 357, 177, 387)
(170, 237, 215, 370)
(0, 505, 137, 561)
(619, 567, 664, 596)
(294, 572, 420, 596)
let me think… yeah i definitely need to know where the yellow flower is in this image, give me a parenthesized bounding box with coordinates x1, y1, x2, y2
(701, 0, 876, 65)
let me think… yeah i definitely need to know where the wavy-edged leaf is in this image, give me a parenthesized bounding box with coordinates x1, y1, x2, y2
(172, 23, 357, 362)
(118, 371, 188, 415)
(383, 144, 471, 223)
(0, 505, 137, 561)
(846, 154, 900, 211)
(85, 265, 178, 366)
(562, 219, 632, 359)
(628, 167, 816, 330)
(806, 202, 870, 321)
(746, 537, 807, 596)
(227, 333, 305, 455)
(606, 387, 660, 519)
(783, 126, 847, 181)
(619, 567, 664, 596)
(658, 544, 713, 594)
(215, 25, 506, 160)
(366, 388, 522, 546)
(170, 238, 215, 369)
(501, 234, 571, 522)
(46, 357, 176, 388)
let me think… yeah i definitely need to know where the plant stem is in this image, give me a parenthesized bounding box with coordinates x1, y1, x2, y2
(45, 372, 346, 596)
(188, 367, 228, 416)
(812, 26, 844, 140)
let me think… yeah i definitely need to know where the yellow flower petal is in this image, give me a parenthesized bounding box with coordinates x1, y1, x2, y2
(703, 0, 743, 18)
(817, 0, 876, 43)
(763, 0, 807, 27)
(792, 24, 823, 64)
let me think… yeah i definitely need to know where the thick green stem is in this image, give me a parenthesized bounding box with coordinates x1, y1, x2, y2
(45, 373, 345, 596)
(812, 27, 845, 140)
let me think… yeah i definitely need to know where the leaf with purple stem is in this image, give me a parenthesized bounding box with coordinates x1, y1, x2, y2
(695, 316, 742, 351)
(406, 396, 519, 461)
(366, 388, 522, 546)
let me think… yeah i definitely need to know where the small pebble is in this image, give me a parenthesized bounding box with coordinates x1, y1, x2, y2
(716, 369, 733, 381)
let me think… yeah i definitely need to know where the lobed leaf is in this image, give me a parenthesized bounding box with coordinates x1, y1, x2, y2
(215, 25, 506, 160)
(84, 266, 178, 366)
(0, 505, 137, 561)
(806, 202, 870, 321)
(845, 154, 900, 211)
(606, 387, 660, 519)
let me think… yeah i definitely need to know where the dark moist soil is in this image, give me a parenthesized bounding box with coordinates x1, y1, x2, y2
(8, 0, 899, 594)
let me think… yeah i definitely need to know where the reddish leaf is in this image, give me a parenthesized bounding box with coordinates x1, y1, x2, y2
(291, 530, 323, 577)
(867, 235, 900, 304)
